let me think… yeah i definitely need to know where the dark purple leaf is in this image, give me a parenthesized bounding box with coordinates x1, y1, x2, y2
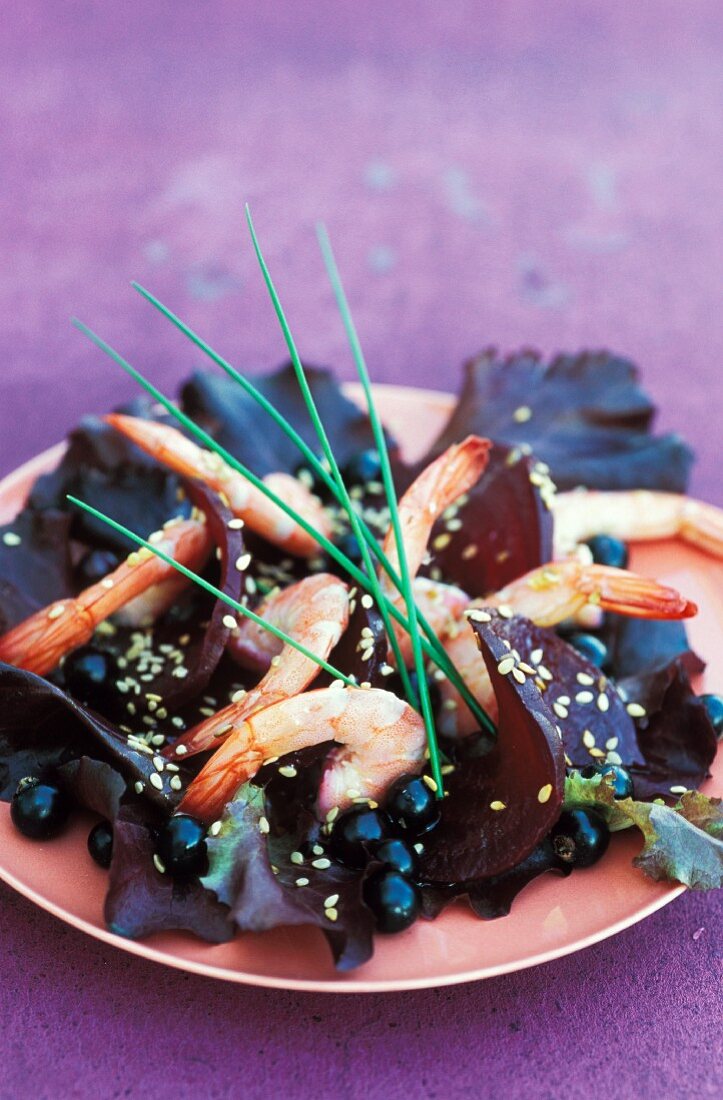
(0, 510, 75, 633)
(181, 362, 391, 477)
(104, 806, 233, 942)
(420, 610, 566, 882)
(600, 615, 705, 681)
(0, 663, 191, 811)
(426, 348, 693, 491)
(56, 756, 126, 820)
(319, 597, 388, 688)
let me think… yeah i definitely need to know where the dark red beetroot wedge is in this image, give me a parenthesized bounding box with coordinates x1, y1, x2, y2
(420, 610, 565, 884)
(420, 443, 555, 599)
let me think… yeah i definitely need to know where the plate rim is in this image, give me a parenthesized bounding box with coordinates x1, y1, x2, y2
(0, 381, 696, 994)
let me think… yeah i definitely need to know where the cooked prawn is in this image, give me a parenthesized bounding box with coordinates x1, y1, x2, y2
(164, 574, 350, 758)
(177, 685, 426, 822)
(0, 518, 211, 676)
(552, 489, 723, 560)
(106, 414, 332, 558)
(380, 436, 490, 598)
(438, 560, 697, 736)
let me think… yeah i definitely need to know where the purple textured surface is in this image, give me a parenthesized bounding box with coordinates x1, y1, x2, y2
(1, 2, 721, 1097)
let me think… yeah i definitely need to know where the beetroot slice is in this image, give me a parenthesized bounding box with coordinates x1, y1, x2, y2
(421, 443, 554, 598)
(420, 610, 565, 883)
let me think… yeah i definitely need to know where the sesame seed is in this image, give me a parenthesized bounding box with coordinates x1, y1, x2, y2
(259, 816, 270, 835)
(497, 604, 514, 619)
(497, 656, 516, 676)
(134, 780, 144, 794)
(582, 730, 596, 749)
(361, 594, 374, 609)
(575, 691, 594, 704)
(518, 662, 537, 676)
(295, 877, 310, 887)
(553, 702, 569, 720)
(605, 751, 623, 765)
(149, 772, 163, 790)
(432, 533, 452, 551)
(171, 666, 188, 679)
(537, 784, 553, 804)
(290, 851, 304, 865)
(324, 907, 339, 922)
(557, 695, 571, 706)
(576, 672, 595, 686)
(325, 806, 339, 823)
(422, 775, 438, 792)
(490, 800, 506, 811)
(324, 893, 340, 908)
(153, 756, 165, 771)
(227, 517, 245, 529)
(2, 532, 21, 546)
(670, 785, 688, 795)
(605, 737, 619, 751)
(538, 665, 553, 681)
(513, 405, 532, 422)
(626, 703, 646, 718)
(169, 775, 182, 791)
(47, 604, 66, 620)
(175, 743, 188, 755)
(589, 747, 606, 759)
(413, 842, 424, 855)
(153, 854, 166, 874)
(466, 609, 492, 623)
(236, 553, 252, 571)
(440, 764, 455, 775)
(312, 844, 324, 855)
(530, 648, 544, 665)
(231, 689, 247, 704)
(312, 858, 331, 870)
(461, 544, 478, 560)
(512, 667, 526, 685)
(222, 614, 237, 630)
(597, 694, 610, 713)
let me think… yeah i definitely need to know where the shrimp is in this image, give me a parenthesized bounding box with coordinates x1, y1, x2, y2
(438, 560, 697, 737)
(552, 490, 723, 560)
(105, 415, 332, 558)
(177, 685, 426, 823)
(0, 518, 211, 676)
(391, 576, 469, 667)
(380, 435, 490, 598)
(164, 574, 350, 758)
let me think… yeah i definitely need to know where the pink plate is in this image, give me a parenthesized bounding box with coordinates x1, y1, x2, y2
(0, 383, 720, 993)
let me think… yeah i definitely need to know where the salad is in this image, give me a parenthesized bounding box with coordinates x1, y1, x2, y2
(0, 237, 721, 972)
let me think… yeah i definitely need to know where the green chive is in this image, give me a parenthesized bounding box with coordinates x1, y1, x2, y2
(315, 223, 443, 795)
(243, 206, 416, 707)
(65, 497, 356, 686)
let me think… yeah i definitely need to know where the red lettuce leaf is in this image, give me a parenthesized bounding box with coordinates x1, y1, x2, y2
(0, 509, 76, 634)
(104, 806, 234, 942)
(202, 783, 374, 971)
(0, 663, 192, 811)
(181, 362, 390, 477)
(56, 756, 127, 821)
(420, 610, 566, 882)
(425, 348, 693, 491)
(599, 615, 705, 681)
(28, 401, 190, 554)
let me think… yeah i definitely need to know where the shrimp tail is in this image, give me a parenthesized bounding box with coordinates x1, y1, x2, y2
(581, 564, 697, 619)
(680, 499, 723, 559)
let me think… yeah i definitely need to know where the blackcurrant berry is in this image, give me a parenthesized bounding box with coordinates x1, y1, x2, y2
(700, 694, 723, 737)
(369, 837, 420, 878)
(10, 777, 70, 840)
(76, 548, 121, 587)
(551, 808, 610, 869)
(581, 763, 634, 799)
(363, 869, 420, 933)
(567, 632, 609, 669)
(341, 449, 382, 488)
(88, 820, 114, 868)
(62, 646, 117, 709)
(155, 814, 207, 878)
(328, 806, 391, 868)
(385, 774, 441, 836)
(585, 535, 629, 570)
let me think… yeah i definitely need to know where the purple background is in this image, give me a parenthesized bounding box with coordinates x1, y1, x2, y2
(1, 3, 721, 1097)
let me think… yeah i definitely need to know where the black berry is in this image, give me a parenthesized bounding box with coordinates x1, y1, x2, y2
(76, 548, 121, 587)
(700, 694, 723, 737)
(62, 646, 117, 709)
(363, 869, 420, 933)
(551, 808, 610, 868)
(586, 535, 629, 570)
(329, 806, 391, 868)
(155, 814, 208, 878)
(341, 449, 382, 488)
(385, 773, 441, 836)
(11, 777, 70, 840)
(567, 632, 609, 669)
(369, 837, 420, 878)
(335, 531, 364, 568)
(88, 820, 114, 868)
(581, 763, 634, 800)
